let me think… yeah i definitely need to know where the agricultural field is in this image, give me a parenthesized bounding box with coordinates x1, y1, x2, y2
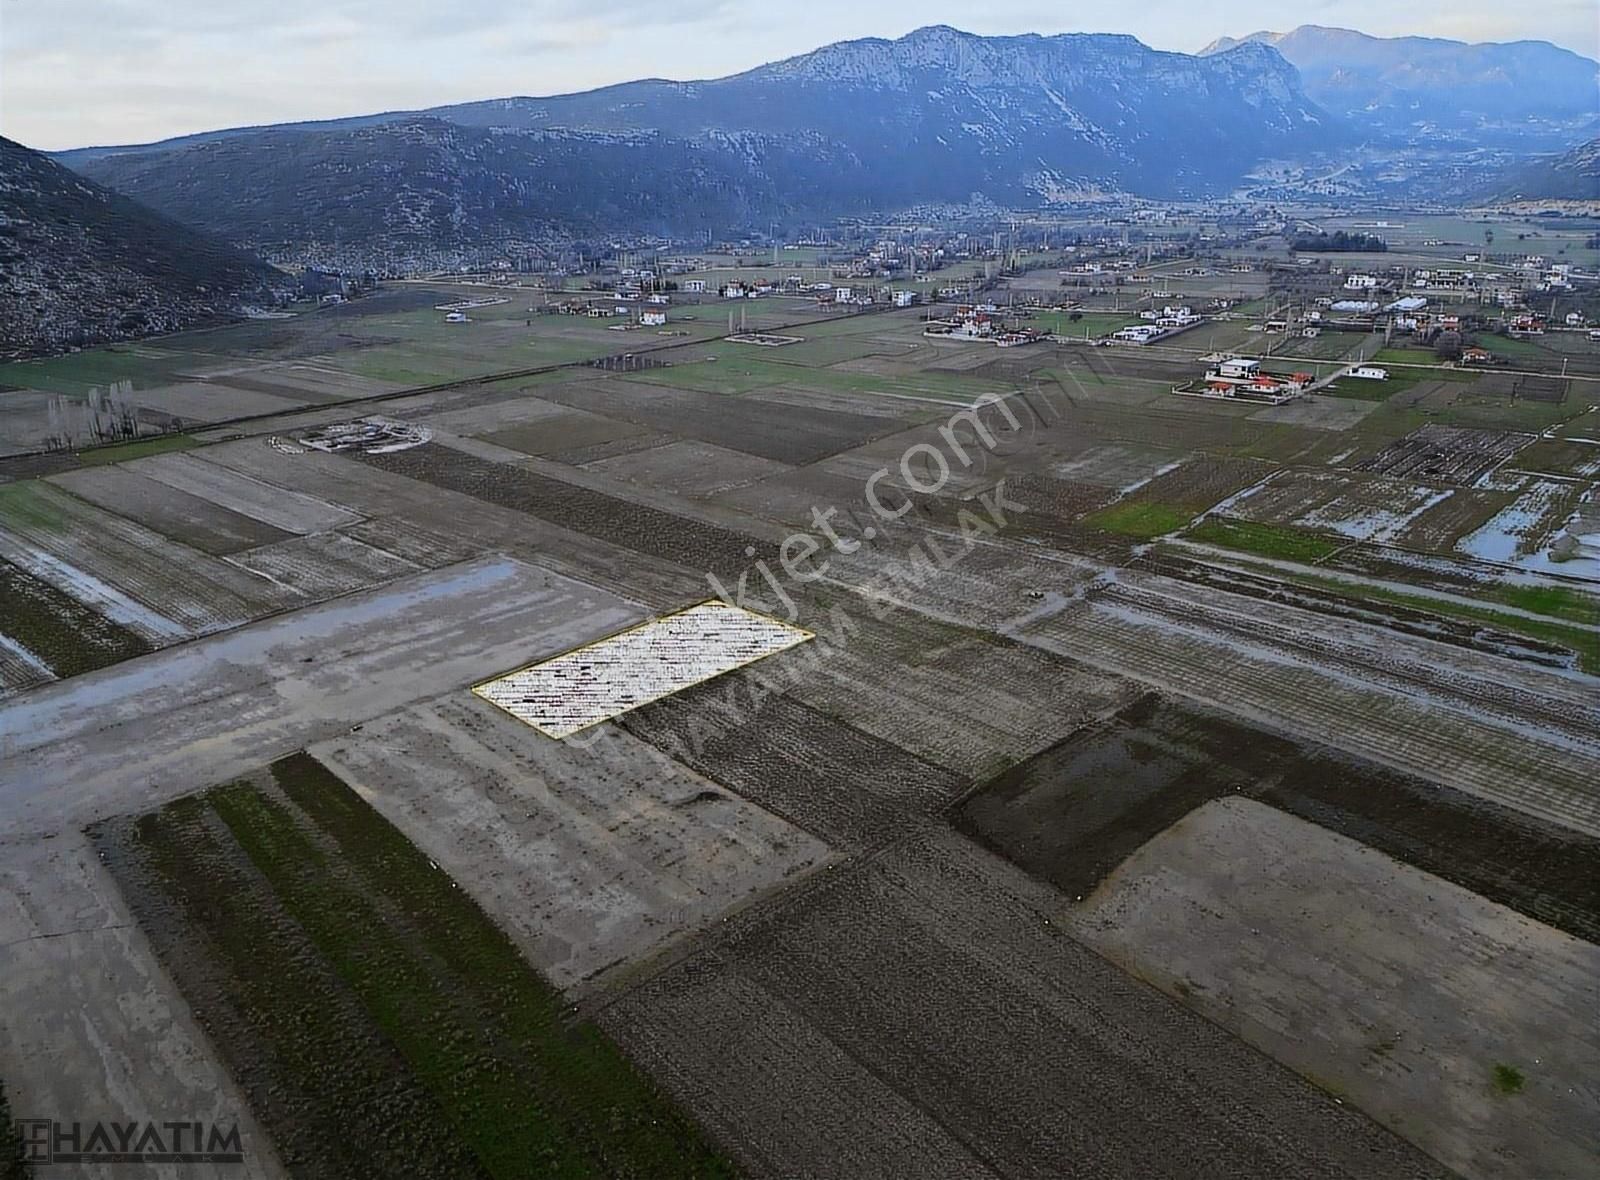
(1080, 798, 1600, 1179)
(2, 275, 1598, 1179)
(94, 754, 735, 1179)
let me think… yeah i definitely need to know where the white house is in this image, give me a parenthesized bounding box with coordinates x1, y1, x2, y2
(1344, 274, 1379, 290)
(444, 311, 469, 323)
(682, 280, 706, 294)
(640, 308, 667, 327)
(892, 289, 916, 308)
(1351, 365, 1388, 380)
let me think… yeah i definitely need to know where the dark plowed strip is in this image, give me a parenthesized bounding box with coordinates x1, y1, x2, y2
(958, 693, 1600, 941)
(0, 556, 153, 676)
(621, 672, 970, 851)
(359, 442, 771, 577)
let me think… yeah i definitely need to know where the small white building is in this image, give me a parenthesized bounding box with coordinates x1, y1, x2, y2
(444, 311, 469, 323)
(1344, 274, 1379, 290)
(892, 289, 916, 308)
(682, 280, 706, 294)
(640, 308, 667, 327)
(1351, 365, 1388, 380)
(1217, 358, 1261, 380)
(835, 286, 855, 303)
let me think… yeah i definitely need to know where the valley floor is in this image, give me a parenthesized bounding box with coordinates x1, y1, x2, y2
(1, 291, 1597, 1177)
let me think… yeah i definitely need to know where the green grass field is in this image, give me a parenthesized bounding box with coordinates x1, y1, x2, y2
(109, 754, 734, 1179)
(1185, 517, 1345, 563)
(1034, 311, 1143, 338)
(74, 434, 200, 466)
(1083, 500, 1195, 538)
(0, 481, 73, 532)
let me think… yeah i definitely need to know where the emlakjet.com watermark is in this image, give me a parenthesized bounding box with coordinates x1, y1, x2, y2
(706, 389, 1039, 621)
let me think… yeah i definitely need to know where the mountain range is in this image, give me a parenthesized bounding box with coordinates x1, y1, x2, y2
(4, 22, 1596, 344)
(1201, 25, 1599, 145)
(0, 137, 282, 358)
(1488, 137, 1600, 203)
(61, 27, 1333, 264)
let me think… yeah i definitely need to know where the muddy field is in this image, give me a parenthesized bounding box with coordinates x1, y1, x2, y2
(313, 693, 829, 991)
(359, 442, 775, 579)
(0, 556, 152, 693)
(1360, 424, 1533, 485)
(602, 825, 1450, 1180)
(1079, 798, 1600, 1180)
(2, 281, 1598, 1180)
(960, 693, 1600, 941)
(1021, 575, 1600, 837)
(1219, 468, 1456, 541)
(620, 675, 969, 850)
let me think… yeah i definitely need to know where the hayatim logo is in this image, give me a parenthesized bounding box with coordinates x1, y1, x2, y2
(15, 1118, 243, 1165)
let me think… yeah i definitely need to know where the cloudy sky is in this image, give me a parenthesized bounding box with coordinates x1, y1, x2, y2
(3, 0, 1596, 150)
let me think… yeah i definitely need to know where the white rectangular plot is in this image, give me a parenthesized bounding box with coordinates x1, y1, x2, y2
(475, 600, 811, 738)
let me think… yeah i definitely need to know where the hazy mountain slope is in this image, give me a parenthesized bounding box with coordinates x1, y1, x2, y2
(1485, 138, 1600, 202)
(65, 26, 1334, 263)
(73, 119, 874, 263)
(428, 27, 1332, 199)
(0, 136, 281, 357)
(1202, 25, 1599, 144)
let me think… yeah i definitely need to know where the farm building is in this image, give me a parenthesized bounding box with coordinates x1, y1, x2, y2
(1183, 355, 1306, 403)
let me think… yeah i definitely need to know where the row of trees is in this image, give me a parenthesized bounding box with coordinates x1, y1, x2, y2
(1288, 231, 1388, 253)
